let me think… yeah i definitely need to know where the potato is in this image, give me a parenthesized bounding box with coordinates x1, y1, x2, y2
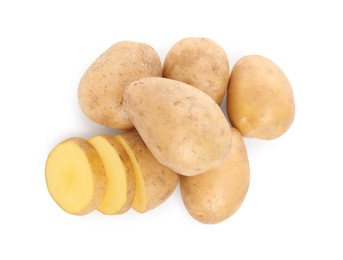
(163, 38, 229, 104)
(227, 55, 295, 139)
(88, 136, 135, 215)
(180, 128, 250, 224)
(78, 41, 162, 130)
(123, 77, 232, 176)
(114, 130, 179, 213)
(45, 138, 106, 215)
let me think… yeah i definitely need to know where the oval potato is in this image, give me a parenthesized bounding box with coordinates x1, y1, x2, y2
(227, 55, 295, 139)
(180, 128, 250, 224)
(78, 41, 162, 130)
(123, 77, 232, 176)
(163, 38, 229, 104)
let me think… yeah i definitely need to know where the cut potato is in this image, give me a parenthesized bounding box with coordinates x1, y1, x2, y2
(88, 136, 135, 215)
(45, 138, 106, 215)
(114, 130, 179, 213)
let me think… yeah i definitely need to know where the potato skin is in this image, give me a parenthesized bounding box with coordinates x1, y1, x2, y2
(163, 38, 229, 104)
(227, 55, 295, 139)
(78, 41, 162, 130)
(123, 77, 232, 176)
(180, 128, 250, 224)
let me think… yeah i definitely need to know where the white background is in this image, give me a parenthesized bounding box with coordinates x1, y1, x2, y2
(1, 0, 342, 259)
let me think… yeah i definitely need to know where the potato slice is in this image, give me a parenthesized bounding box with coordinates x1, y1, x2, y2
(45, 138, 106, 215)
(88, 136, 135, 215)
(114, 130, 179, 213)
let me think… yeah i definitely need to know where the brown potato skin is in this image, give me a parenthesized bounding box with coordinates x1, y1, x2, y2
(163, 38, 229, 104)
(116, 130, 179, 212)
(78, 41, 162, 130)
(123, 77, 232, 176)
(227, 55, 295, 139)
(180, 128, 249, 224)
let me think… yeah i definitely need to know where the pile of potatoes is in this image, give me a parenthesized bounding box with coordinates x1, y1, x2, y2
(45, 38, 295, 224)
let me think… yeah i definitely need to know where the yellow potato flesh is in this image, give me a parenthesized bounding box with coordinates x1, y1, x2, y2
(114, 135, 147, 213)
(89, 136, 133, 215)
(45, 138, 105, 215)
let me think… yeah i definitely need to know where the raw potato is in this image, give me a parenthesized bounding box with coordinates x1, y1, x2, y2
(180, 128, 250, 224)
(45, 138, 106, 215)
(78, 41, 162, 130)
(88, 136, 135, 215)
(114, 130, 179, 213)
(227, 55, 295, 139)
(123, 77, 232, 176)
(163, 37, 229, 104)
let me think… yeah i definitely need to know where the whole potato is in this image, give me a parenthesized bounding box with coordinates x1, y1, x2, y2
(180, 128, 250, 224)
(163, 38, 229, 104)
(123, 77, 232, 176)
(78, 41, 162, 130)
(227, 55, 295, 139)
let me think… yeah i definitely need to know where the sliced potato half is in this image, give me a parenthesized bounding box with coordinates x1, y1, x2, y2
(114, 130, 179, 213)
